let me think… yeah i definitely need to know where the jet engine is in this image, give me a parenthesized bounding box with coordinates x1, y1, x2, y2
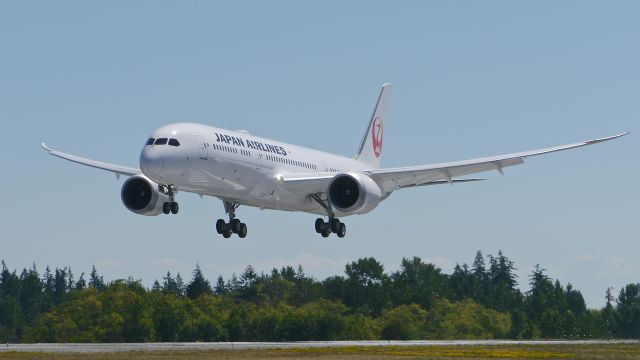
(120, 175, 170, 216)
(328, 172, 382, 216)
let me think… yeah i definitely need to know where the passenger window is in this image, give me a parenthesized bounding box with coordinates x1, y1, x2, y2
(168, 138, 180, 146)
(154, 138, 168, 145)
(146, 138, 155, 145)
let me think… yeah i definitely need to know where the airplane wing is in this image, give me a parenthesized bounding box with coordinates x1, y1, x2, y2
(41, 143, 140, 177)
(281, 132, 628, 196)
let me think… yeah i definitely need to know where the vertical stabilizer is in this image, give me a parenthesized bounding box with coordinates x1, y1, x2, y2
(355, 83, 392, 169)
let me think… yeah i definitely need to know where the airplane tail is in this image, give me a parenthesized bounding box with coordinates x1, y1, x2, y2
(355, 83, 392, 169)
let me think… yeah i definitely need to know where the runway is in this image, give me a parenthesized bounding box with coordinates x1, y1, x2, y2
(2, 340, 638, 353)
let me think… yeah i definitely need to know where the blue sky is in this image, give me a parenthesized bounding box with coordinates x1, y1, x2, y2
(1, 1, 637, 308)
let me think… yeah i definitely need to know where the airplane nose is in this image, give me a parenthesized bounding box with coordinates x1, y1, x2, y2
(140, 147, 164, 178)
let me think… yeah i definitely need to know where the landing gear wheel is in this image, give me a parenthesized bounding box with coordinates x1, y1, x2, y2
(222, 230, 232, 238)
(315, 218, 324, 233)
(321, 229, 331, 238)
(337, 223, 346, 238)
(230, 218, 242, 233)
(330, 218, 341, 233)
(162, 202, 171, 214)
(170, 202, 179, 214)
(216, 219, 226, 234)
(238, 223, 247, 238)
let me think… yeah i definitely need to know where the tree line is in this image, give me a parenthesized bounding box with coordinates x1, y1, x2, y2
(0, 251, 638, 342)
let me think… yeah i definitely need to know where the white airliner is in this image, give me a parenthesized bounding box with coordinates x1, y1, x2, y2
(43, 84, 627, 238)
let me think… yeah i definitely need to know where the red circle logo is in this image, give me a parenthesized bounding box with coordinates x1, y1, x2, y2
(371, 117, 383, 158)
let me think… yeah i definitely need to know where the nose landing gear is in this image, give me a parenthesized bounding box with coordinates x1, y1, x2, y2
(216, 201, 247, 238)
(162, 185, 179, 215)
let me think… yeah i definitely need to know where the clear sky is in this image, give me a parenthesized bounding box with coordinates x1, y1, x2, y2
(1, 1, 637, 308)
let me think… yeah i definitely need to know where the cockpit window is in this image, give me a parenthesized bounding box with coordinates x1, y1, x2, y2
(168, 138, 180, 146)
(146, 138, 155, 145)
(154, 138, 168, 145)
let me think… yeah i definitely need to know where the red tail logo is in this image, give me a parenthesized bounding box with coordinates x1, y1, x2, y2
(371, 117, 383, 158)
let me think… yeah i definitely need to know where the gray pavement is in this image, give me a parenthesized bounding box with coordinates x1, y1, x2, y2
(1, 340, 638, 353)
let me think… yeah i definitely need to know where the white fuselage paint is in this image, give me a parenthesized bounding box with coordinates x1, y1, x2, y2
(140, 123, 370, 215)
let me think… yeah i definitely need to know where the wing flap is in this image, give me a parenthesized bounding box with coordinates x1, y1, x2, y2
(278, 173, 335, 194)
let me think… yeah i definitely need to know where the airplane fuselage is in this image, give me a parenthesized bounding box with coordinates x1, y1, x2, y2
(140, 122, 370, 215)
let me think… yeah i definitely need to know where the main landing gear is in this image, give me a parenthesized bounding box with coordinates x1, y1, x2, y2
(162, 185, 179, 215)
(310, 193, 346, 238)
(315, 217, 346, 238)
(216, 201, 247, 238)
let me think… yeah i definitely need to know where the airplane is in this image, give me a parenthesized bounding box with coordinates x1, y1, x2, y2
(42, 83, 627, 238)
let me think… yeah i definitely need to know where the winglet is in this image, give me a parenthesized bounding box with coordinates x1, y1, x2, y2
(41, 142, 52, 152)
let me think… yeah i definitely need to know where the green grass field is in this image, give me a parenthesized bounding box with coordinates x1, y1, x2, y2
(1, 343, 640, 360)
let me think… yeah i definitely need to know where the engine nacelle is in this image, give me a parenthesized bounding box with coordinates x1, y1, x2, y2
(120, 175, 170, 216)
(328, 172, 382, 216)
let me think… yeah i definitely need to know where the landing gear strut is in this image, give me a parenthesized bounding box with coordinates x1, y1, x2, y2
(162, 185, 179, 215)
(310, 194, 347, 238)
(216, 201, 247, 238)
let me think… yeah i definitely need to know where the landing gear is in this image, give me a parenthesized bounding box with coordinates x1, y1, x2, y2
(310, 193, 348, 238)
(216, 201, 247, 238)
(162, 185, 179, 215)
(162, 201, 179, 214)
(170, 202, 179, 214)
(314, 216, 346, 238)
(330, 218, 341, 233)
(315, 218, 324, 233)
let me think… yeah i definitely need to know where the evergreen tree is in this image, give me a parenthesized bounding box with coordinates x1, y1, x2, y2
(240, 265, 257, 288)
(175, 273, 185, 296)
(41, 266, 54, 310)
(602, 287, 615, 338)
(487, 251, 521, 312)
(565, 283, 586, 317)
(1, 261, 21, 298)
(614, 283, 640, 338)
(162, 271, 184, 295)
(67, 268, 75, 292)
(0, 262, 25, 342)
(237, 265, 260, 302)
(88, 266, 105, 290)
(53, 268, 68, 304)
(472, 251, 486, 278)
(280, 266, 296, 282)
(185, 264, 213, 299)
(75, 272, 86, 291)
(472, 250, 488, 304)
(214, 275, 227, 295)
(19, 264, 42, 323)
(525, 264, 553, 324)
(449, 263, 474, 301)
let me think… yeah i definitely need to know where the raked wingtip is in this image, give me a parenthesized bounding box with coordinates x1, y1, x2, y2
(585, 132, 629, 145)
